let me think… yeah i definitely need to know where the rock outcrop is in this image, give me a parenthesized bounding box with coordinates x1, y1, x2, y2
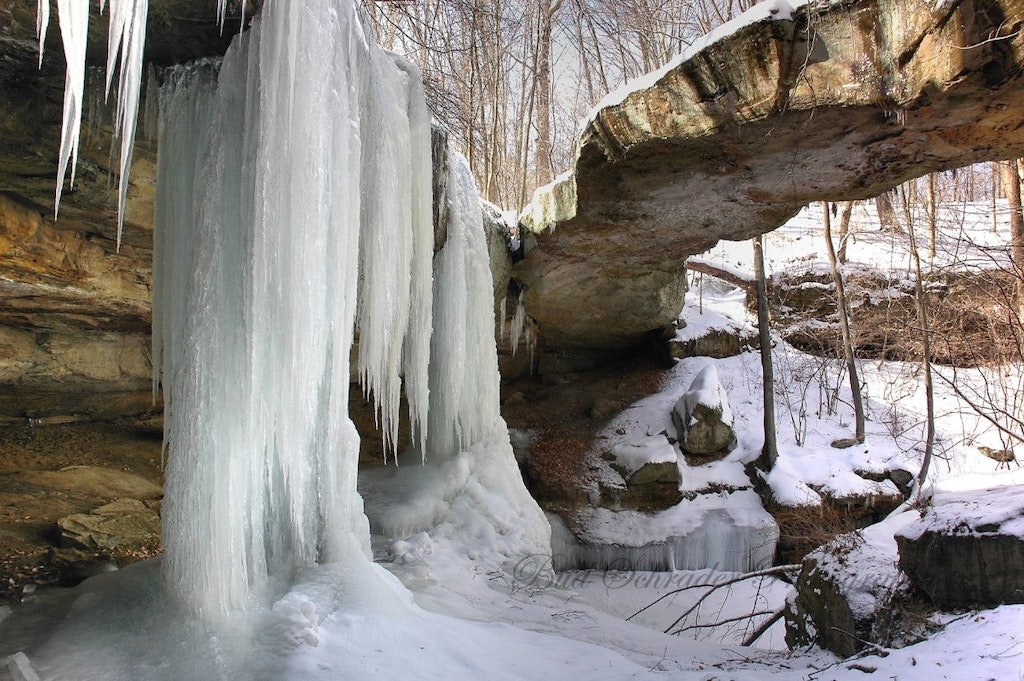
(58, 498, 161, 552)
(672, 364, 735, 457)
(896, 485, 1024, 607)
(0, 2, 242, 418)
(516, 0, 1024, 351)
(786, 515, 914, 656)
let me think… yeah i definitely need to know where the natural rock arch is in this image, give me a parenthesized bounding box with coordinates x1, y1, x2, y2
(515, 0, 1024, 350)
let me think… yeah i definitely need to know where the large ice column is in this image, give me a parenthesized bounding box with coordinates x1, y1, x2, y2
(155, 0, 434, 615)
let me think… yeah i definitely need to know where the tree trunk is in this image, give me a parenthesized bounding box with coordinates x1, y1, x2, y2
(534, 0, 564, 188)
(876, 190, 900, 233)
(823, 202, 866, 443)
(1003, 160, 1024, 272)
(926, 173, 937, 258)
(836, 201, 854, 264)
(992, 161, 1000, 233)
(753, 235, 778, 469)
(906, 211, 935, 496)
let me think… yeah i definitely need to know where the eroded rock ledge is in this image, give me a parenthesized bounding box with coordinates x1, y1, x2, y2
(516, 0, 1024, 350)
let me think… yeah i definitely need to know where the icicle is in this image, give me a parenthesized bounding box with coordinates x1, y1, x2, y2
(103, 0, 148, 249)
(35, 0, 49, 66)
(41, 0, 148, 247)
(53, 0, 89, 215)
(356, 50, 433, 460)
(509, 289, 527, 356)
(158, 0, 438, 614)
(143, 64, 159, 142)
(424, 149, 503, 457)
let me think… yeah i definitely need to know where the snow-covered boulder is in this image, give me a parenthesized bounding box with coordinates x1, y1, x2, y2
(896, 485, 1024, 608)
(785, 513, 915, 657)
(600, 437, 683, 511)
(672, 365, 735, 457)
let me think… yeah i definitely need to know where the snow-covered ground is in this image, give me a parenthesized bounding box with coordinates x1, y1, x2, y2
(7, 197, 1024, 680)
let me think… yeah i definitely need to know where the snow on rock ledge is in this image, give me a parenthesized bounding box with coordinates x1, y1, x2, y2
(896, 485, 1024, 607)
(514, 0, 1024, 351)
(551, 489, 777, 572)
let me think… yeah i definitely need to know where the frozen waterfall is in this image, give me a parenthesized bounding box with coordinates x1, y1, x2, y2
(153, 1, 547, 616)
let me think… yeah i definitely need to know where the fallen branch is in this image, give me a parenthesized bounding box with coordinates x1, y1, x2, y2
(741, 608, 786, 647)
(625, 564, 801, 633)
(670, 609, 777, 636)
(686, 258, 758, 299)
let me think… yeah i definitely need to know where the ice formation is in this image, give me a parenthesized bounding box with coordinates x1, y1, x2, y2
(153, 0, 548, 616)
(549, 490, 779, 573)
(38, 0, 148, 246)
(359, 149, 550, 561)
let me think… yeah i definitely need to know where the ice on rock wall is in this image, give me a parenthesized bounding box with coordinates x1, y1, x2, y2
(550, 491, 779, 573)
(359, 147, 550, 569)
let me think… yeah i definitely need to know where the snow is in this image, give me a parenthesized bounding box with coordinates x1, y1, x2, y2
(581, 0, 814, 131)
(552, 491, 779, 573)
(10, 0, 1024, 678)
(675, 364, 734, 429)
(898, 483, 1024, 541)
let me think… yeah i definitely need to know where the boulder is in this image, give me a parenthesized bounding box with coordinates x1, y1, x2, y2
(786, 514, 915, 656)
(672, 365, 735, 457)
(599, 434, 683, 512)
(896, 485, 1024, 608)
(669, 327, 757, 360)
(58, 498, 161, 552)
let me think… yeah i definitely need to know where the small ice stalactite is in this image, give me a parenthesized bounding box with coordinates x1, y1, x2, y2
(104, 0, 149, 248)
(506, 289, 538, 370)
(84, 66, 107, 147)
(51, 0, 88, 213)
(34, 0, 48, 66)
(143, 64, 159, 142)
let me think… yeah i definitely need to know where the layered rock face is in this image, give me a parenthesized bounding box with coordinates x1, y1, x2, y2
(0, 1, 234, 418)
(5, 0, 1024, 415)
(516, 0, 1024, 351)
(896, 485, 1024, 607)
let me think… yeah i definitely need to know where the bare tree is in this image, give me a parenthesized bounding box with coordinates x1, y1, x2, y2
(365, 0, 760, 208)
(753, 234, 777, 468)
(1003, 159, 1024, 272)
(905, 203, 935, 496)
(876, 190, 901, 233)
(822, 202, 865, 443)
(835, 200, 854, 264)
(926, 172, 938, 258)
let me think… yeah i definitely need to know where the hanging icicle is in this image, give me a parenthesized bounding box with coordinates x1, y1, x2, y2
(37, 0, 148, 250)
